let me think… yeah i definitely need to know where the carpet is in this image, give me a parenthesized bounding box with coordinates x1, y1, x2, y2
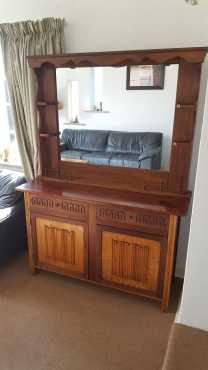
(162, 323, 208, 370)
(0, 255, 180, 370)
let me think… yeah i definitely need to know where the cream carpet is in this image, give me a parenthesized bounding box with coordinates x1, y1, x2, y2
(162, 323, 208, 370)
(0, 255, 180, 370)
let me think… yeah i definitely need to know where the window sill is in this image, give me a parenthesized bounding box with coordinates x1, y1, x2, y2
(0, 162, 23, 174)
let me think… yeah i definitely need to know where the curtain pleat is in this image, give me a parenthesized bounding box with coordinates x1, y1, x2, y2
(0, 18, 65, 179)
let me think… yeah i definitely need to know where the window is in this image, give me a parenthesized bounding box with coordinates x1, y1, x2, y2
(93, 67, 103, 110)
(69, 80, 79, 123)
(0, 47, 21, 167)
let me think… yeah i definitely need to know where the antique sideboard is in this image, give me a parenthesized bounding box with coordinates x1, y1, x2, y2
(17, 47, 207, 311)
(17, 180, 189, 311)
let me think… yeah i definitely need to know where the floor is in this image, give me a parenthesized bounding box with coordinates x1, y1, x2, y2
(0, 255, 181, 370)
(162, 323, 208, 370)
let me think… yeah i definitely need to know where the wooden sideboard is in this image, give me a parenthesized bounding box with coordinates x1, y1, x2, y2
(17, 180, 190, 311)
(19, 47, 207, 311)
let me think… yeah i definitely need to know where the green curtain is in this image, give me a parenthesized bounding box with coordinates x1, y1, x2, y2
(0, 18, 65, 179)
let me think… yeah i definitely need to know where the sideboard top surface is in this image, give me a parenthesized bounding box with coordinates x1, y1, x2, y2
(16, 179, 190, 216)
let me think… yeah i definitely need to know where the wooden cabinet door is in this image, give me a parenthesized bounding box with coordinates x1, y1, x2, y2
(99, 229, 163, 295)
(35, 217, 87, 277)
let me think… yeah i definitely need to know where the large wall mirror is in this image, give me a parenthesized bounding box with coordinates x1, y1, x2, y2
(56, 65, 179, 171)
(28, 48, 206, 193)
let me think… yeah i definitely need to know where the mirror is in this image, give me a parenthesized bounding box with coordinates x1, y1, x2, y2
(56, 65, 179, 170)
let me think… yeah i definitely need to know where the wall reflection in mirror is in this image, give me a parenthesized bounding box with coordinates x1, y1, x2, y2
(56, 65, 179, 170)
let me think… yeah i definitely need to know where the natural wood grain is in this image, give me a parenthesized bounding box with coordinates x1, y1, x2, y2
(35, 217, 86, 276)
(17, 183, 178, 310)
(101, 231, 161, 293)
(161, 215, 178, 312)
(24, 193, 36, 273)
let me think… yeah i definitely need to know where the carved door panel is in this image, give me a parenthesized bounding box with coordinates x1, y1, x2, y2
(35, 217, 87, 277)
(99, 230, 162, 294)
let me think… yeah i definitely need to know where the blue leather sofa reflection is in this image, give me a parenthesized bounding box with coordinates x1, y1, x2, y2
(60, 129, 162, 169)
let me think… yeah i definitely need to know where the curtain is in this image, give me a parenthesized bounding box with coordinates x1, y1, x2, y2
(0, 18, 65, 179)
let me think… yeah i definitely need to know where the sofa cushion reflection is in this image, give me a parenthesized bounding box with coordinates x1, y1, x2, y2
(60, 129, 162, 169)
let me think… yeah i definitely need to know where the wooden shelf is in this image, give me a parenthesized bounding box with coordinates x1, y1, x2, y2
(37, 101, 58, 107)
(84, 110, 110, 113)
(39, 133, 59, 138)
(62, 122, 86, 127)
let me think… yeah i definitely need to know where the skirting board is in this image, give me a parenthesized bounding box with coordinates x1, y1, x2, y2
(175, 266, 185, 279)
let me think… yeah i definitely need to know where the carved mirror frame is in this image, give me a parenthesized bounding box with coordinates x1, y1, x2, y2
(28, 47, 207, 194)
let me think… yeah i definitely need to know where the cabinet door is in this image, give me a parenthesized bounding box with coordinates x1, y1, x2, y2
(35, 217, 87, 277)
(99, 229, 163, 295)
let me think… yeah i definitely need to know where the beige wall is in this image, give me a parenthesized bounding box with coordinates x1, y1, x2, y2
(175, 57, 208, 277)
(177, 59, 208, 331)
(0, 0, 208, 53)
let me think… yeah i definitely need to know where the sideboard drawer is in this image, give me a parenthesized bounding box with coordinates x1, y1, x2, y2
(29, 194, 88, 221)
(96, 206, 169, 235)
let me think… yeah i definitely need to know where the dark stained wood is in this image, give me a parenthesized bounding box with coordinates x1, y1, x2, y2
(173, 106, 196, 142)
(38, 105, 59, 134)
(36, 63, 57, 102)
(19, 46, 207, 311)
(174, 62, 201, 105)
(59, 160, 169, 193)
(168, 142, 193, 192)
(88, 205, 97, 281)
(35, 63, 60, 177)
(27, 47, 207, 194)
(168, 62, 202, 192)
(16, 179, 190, 216)
(28, 47, 207, 69)
(39, 136, 59, 176)
(24, 193, 36, 273)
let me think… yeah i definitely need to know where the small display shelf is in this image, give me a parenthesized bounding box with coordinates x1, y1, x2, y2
(84, 110, 110, 113)
(39, 132, 59, 138)
(36, 101, 58, 107)
(62, 122, 86, 127)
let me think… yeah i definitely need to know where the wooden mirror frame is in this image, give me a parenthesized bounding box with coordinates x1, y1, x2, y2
(28, 47, 207, 195)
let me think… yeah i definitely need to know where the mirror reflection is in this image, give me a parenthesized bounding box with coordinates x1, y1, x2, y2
(56, 65, 178, 170)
